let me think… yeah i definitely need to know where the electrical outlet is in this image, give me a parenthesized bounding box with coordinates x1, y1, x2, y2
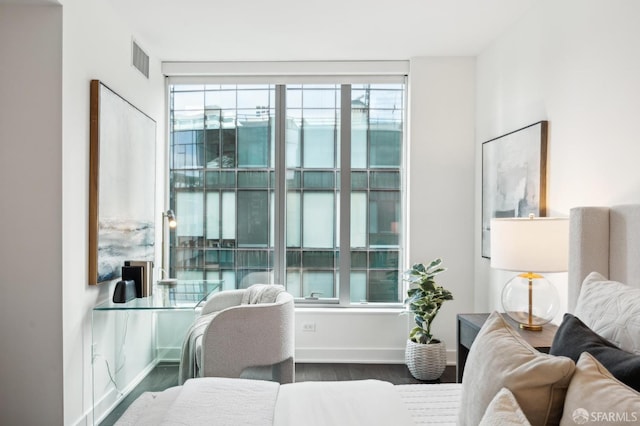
(302, 322, 316, 332)
(92, 343, 98, 354)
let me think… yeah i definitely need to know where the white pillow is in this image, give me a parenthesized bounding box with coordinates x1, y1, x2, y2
(479, 387, 531, 426)
(575, 272, 640, 354)
(560, 352, 640, 426)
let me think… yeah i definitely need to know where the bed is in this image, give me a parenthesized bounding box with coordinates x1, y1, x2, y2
(115, 205, 640, 426)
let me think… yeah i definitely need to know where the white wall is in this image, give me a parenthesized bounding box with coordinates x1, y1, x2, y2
(474, 0, 640, 314)
(0, 5, 63, 425)
(408, 57, 476, 354)
(61, 0, 165, 424)
(295, 308, 412, 363)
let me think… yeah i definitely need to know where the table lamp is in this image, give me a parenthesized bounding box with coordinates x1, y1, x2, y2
(490, 215, 568, 331)
(160, 209, 177, 283)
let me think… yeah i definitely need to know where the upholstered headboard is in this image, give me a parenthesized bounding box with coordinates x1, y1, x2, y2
(568, 204, 640, 312)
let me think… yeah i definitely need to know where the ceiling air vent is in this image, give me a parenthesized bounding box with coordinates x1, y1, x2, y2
(132, 39, 149, 79)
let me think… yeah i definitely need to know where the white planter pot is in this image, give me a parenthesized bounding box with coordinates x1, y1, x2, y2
(405, 339, 446, 380)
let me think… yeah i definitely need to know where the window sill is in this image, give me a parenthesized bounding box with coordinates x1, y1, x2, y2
(295, 306, 404, 315)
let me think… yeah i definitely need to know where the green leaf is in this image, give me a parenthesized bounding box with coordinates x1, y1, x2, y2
(421, 281, 436, 292)
(412, 263, 426, 273)
(426, 267, 446, 276)
(426, 258, 442, 270)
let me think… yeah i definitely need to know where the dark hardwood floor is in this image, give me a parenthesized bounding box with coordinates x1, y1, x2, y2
(296, 363, 456, 384)
(99, 362, 456, 425)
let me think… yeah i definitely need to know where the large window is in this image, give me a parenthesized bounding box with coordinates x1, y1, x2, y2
(168, 80, 405, 305)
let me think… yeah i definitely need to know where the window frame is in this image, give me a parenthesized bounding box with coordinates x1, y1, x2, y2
(165, 69, 408, 308)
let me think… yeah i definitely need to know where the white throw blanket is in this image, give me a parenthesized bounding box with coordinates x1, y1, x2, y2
(241, 284, 285, 304)
(178, 312, 217, 385)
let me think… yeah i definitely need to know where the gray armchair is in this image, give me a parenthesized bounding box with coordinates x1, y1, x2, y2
(180, 285, 295, 384)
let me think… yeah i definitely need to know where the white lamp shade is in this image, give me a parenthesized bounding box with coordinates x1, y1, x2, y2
(490, 217, 569, 273)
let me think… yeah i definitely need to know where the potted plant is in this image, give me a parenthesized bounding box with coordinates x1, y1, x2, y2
(403, 258, 453, 380)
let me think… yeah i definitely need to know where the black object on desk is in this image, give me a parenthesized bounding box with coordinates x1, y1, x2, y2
(122, 265, 144, 298)
(112, 279, 137, 303)
(124, 260, 153, 297)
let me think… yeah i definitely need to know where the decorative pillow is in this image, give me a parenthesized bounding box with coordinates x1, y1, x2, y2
(479, 387, 531, 426)
(574, 271, 640, 354)
(560, 353, 640, 426)
(458, 311, 575, 426)
(550, 313, 640, 391)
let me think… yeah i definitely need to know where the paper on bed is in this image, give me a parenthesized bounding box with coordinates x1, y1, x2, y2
(273, 379, 415, 426)
(160, 377, 279, 426)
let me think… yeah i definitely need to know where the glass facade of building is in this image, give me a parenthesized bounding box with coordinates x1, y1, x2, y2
(169, 82, 405, 304)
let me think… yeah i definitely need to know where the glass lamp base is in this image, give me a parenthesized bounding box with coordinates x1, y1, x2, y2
(501, 273, 559, 331)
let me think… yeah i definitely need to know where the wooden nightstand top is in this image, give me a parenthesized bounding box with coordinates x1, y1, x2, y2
(456, 312, 559, 382)
(458, 313, 558, 348)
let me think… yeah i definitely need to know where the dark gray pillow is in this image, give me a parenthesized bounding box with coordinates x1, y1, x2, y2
(550, 313, 640, 391)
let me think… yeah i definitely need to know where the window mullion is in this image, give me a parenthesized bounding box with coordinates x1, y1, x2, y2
(273, 85, 287, 285)
(338, 85, 352, 305)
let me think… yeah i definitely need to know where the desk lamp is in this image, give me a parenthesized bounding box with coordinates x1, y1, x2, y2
(160, 209, 177, 284)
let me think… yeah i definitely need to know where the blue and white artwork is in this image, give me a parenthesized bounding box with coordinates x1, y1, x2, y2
(93, 82, 156, 283)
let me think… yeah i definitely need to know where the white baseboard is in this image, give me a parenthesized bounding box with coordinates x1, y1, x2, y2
(154, 346, 458, 366)
(156, 346, 181, 362)
(295, 347, 457, 366)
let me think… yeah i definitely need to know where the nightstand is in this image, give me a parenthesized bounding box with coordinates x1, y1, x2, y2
(456, 313, 558, 383)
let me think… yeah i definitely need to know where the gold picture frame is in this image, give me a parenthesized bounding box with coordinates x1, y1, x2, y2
(89, 80, 156, 285)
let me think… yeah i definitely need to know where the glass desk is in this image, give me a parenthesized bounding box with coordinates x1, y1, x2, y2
(92, 280, 222, 425)
(93, 280, 222, 311)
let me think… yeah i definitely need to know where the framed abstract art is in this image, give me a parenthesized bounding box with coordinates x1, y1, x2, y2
(481, 121, 548, 258)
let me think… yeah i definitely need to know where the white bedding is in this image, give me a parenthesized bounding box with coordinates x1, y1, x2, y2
(115, 378, 462, 426)
(274, 380, 414, 426)
(117, 378, 279, 426)
(115, 386, 180, 426)
(164, 378, 279, 426)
